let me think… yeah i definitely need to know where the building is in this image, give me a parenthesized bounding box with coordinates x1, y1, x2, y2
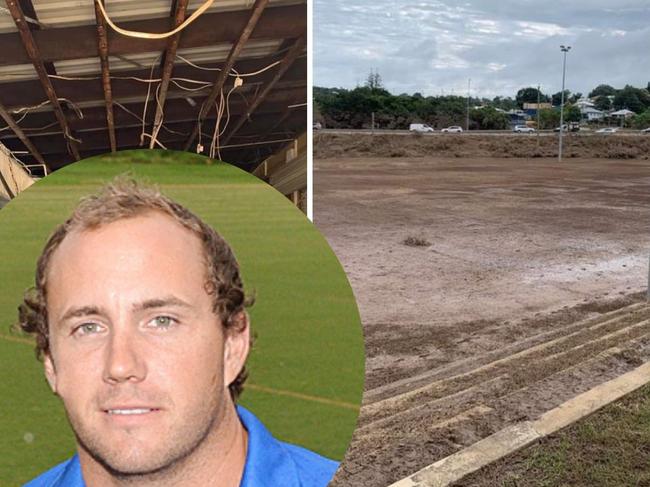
(610, 108, 636, 119)
(580, 106, 605, 122)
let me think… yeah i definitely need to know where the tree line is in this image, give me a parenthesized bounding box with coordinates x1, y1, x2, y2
(314, 76, 650, 130)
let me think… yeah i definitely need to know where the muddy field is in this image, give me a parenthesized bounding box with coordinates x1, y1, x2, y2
(314, 141, 650, 486)
(314, 132, 650, 160)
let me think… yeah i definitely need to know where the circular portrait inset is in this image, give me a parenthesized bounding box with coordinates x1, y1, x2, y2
(0, 150, 364, 487)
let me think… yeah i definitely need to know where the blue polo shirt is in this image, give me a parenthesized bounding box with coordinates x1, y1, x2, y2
(24, 406, 338, 486)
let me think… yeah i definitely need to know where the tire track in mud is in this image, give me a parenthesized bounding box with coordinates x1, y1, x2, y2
(333, 301, 650, 487)
(364, 301, 649, 404)
(362, 303, 650, 424)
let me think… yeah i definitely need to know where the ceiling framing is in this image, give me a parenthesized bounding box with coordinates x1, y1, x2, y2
(0, 0, 307, 174)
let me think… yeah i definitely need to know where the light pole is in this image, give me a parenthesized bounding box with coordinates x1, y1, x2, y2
(466, 78, 471, 131)
(558, 45, 571, 162)
(537, 84, 541, 148)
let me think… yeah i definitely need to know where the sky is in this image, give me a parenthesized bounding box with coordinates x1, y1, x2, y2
(314, 0, 650, 99)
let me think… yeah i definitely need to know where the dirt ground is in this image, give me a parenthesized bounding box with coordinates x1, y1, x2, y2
(314, 140, 650, 486)
(314, 132, 650, 160)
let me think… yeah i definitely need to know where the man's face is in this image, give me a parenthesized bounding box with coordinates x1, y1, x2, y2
(43, 212, 248, 476)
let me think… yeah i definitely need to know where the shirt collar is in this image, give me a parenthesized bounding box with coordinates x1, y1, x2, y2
(238, 405, 302, 487)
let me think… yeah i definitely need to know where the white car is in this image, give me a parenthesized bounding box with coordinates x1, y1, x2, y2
(409, 123, 434, 133)
(596, 127, 618, 134)
(641, 127, 650, 133)
(441, 126, 463, 133)
(513, 125, 535, 133)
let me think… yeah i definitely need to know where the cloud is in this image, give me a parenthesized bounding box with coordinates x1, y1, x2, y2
(315, 0, 650, 97)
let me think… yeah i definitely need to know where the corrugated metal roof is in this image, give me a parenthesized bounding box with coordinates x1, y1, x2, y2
(0, 0, 305, 172)
(0, 0, 300, 32)
(52, 38, 281, 76)
(0, 63, 38, 83)
(0, 7, 19, 33)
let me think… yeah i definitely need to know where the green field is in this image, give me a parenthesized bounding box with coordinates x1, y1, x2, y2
(0, 150, 364, 485)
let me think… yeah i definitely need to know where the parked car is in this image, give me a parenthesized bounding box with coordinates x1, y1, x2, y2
(313, 122, 322, 130)
(553, 123, 580, 132)
(409, 123, 434, 133)
(596, 127, 619, 134)
(513, 125, 535, 133)
(441, 126, 463, 133)
(641, 127, 650, 133)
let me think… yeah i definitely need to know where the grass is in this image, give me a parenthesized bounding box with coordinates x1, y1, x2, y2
(455, 380, 650, 487)
(0, 150, 364, 485)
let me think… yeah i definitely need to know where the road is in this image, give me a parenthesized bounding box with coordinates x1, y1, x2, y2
(317, 128, 646, 137)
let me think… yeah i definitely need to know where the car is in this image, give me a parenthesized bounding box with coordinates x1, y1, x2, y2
(641, 127, 650, 133)
(441, 126, 463, 133)
(596, 127, 618, 134)
(513, 125, 535, 133)
(409, 123, 434, 133)
(553, 123, 580, 132)
(312, 122, 322, 130)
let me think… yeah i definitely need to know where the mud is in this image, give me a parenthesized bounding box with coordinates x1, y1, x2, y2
(314, 154, 650, 486)
(314, 132, 650, 160)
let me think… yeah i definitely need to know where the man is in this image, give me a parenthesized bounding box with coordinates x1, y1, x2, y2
(19, 177, 338, 486)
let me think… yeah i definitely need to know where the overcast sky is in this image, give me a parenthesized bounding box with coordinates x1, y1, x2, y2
(314, 1, 650, 98)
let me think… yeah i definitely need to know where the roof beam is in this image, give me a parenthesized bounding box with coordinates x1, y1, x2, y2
(0, 57, 307, 110)
(149, 0, 189, 148)
(94, 0, 116, 152)
(183, 0, 270, 151)
(5, 0, 80, 161)
(221, 36, 305, 146)
(9, 111, 299, 157)
(0, 89, 306, 138)
(0, 100, 47, 168)
(0, 4, 306, 67)
(261, 94, 306, 139)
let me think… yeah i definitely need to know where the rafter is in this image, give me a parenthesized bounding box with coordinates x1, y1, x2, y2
(0, 100, 47, 168)
(5, 0, 80, 160)
(0, 88, 306, 138)
(149, 0, 189, 148)
(0, 57, 306, 110)
(1, 109, 298, 154)
(221, 36, 305, 146)
(260, 93, 306, 140)
(94, 0, 116, 152)
(183, 0, 270, 151)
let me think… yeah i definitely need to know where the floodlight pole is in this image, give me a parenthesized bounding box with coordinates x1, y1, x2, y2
(466, 78, 471, 131)
(558, 45, 571, 162)
(537, 84, 541, 148)
(645, 255, 650, 301)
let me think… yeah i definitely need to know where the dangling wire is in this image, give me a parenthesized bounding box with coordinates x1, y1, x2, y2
(95, 0, 216, 40)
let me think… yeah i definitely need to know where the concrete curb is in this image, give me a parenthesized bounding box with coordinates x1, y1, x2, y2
(388, 360, 650, 487)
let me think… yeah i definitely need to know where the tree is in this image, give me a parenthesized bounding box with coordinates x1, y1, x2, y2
(516, 87, 547, 108)
(470, 107, 510, 130)
(491, 96, 517, 111)
(594, 95, 612, 111)
(612, 85, 650, 113)
(588, 84, 617, 98)
(552, 90, 571, 107)
(564, 104, 581, 122)
(632, 109, 650, 129)
(538, 108, 560, 129)
(365, 69, 383, 91)
(569, 92, 583, 104)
